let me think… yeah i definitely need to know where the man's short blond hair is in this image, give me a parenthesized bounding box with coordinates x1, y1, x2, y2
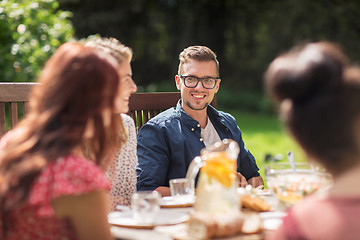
(178, 46, 219, 76)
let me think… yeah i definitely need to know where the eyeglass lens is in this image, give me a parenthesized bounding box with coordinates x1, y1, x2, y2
(183, 76, 216, 89)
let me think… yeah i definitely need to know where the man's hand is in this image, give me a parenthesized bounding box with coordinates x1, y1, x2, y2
(247, 176, 264, 189)
(236, 172, 248, 188)
(155, 186, 171, 197)
(237, 173, 264, 189)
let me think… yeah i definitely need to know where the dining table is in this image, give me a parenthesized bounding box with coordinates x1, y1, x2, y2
(109, 190, 286, 240)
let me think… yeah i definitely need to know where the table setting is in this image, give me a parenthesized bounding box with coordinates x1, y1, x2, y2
(109, 188, 277, 239)
(108, 142, 333, 240)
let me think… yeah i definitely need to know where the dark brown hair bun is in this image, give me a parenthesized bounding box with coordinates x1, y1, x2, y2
(265, 42, 348, 104)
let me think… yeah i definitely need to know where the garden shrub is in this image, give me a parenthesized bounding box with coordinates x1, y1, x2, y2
(0, 0, 74, 82)
(218, 86, 275, 114)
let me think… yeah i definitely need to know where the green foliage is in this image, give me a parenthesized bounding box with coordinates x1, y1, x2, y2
(218, 86, 274, 114)
(0, 0, 74, 82)
(59, 0, 360, 103)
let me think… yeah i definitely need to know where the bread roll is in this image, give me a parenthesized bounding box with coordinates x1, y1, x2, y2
(241, 194, 271, 212)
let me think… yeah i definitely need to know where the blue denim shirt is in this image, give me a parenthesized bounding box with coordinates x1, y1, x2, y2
(136, 100, 260, 191)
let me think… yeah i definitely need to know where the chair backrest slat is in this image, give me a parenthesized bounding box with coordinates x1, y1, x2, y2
(24, 101, 30, 113)
(143, 110, 150, 124)
(149, 110, 157, 119)
(9, 102, 19, 127)
(0, 103, 5, 135)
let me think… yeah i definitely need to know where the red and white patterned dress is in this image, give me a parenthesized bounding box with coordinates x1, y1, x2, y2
(2, 155, 111, 240)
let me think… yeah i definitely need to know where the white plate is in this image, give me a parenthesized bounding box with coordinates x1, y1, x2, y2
(237, 187, 272, 196)
(108, 209, 190, 229)
(259, 211, 287, 230)
(159, 196, 195, 208)
(257, 189, 272, 196)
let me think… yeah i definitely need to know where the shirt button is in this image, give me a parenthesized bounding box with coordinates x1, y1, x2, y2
(191, 128, 194, 131)
(197, 124, 200, 127)
(200, 138, 203, 142)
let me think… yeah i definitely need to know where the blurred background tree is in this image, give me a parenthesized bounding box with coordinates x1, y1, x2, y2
(0, 0, 74, 82)
(1, 0, 360, 112)
(58, 0, 360, 112)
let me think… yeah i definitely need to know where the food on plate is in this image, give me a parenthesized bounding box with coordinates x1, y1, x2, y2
(276, 191, 303, 205)
(266, 164, 333, 207)
(187, 211, 264, 239)
(241, 194, 271, 212)
(187, 212, 244, 239)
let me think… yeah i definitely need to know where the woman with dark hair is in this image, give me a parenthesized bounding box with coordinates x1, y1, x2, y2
(265, 42, 360, 239)
(0, 42, 125, 239)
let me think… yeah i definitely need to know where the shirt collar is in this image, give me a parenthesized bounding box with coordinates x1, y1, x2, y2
(175, 99, 221, 127)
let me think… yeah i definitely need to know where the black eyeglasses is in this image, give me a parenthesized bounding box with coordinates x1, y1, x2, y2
(179, 75, 219, 89)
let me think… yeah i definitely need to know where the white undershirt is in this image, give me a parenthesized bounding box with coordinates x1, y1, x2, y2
(201, 117, 221, 147)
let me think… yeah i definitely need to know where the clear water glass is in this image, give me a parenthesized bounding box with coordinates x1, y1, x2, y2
(131, 191, 161, 224)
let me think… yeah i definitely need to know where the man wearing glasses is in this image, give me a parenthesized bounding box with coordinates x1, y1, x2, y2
(136, 46, 263, 196)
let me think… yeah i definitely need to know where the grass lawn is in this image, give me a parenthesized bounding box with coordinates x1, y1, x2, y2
(228, 110, 306, 187)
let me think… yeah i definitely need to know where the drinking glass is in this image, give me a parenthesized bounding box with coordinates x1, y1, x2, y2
(131, 191, 161, 224)
(169, 178, 195, 203)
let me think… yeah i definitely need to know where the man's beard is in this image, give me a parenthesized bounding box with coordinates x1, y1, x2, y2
(184, 99, 209, 111)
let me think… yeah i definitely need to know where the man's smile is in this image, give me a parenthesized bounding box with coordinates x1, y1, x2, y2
(190, 92, 207, 99)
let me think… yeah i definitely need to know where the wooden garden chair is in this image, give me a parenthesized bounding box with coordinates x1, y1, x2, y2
(0, 82, 37, 137)
(0, 82, 217, 136)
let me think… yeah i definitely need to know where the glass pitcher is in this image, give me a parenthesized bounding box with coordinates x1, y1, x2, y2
(186, 139, 240, 214)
